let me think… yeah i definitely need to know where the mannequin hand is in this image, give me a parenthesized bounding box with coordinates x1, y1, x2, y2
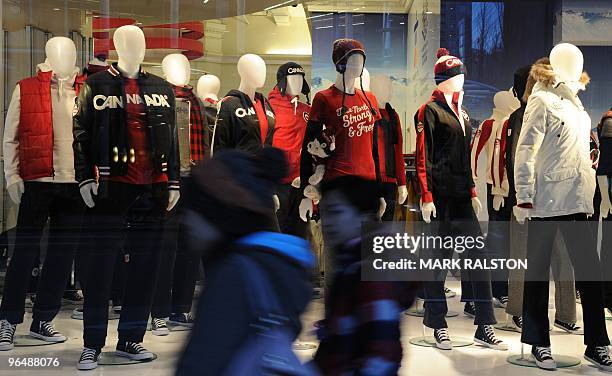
(304, 185, 321, 204)
(309, 165, 326, 186)
(492, 195, 505, 211)
(7, 181, 25, 205)
(167, 190, 180, 211)
(299, 198, 313, 222)
(377, 197, 387, 220)
(80, 182, 98, 208)
(397, 185, 408, 205)
(273, 195, 280, 212)
(513, 205, 531, 225)
(601, 194, 612, 219)
(291, 177, 301, 189)
(472, 197, 482, 216)
(420, 201, 436, 223)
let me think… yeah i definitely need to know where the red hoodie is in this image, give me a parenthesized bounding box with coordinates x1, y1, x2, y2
(268, 87, 311, 183)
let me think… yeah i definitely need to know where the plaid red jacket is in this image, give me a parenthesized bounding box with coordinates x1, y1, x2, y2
(174, 85, 209, 163)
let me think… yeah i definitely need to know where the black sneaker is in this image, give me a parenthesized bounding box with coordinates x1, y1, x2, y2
(29, 321, 66, 342)
(150, 317, 169, 336)
(554, 319, 583, 335)
(474, 325, 508, 350)
(116, 341, 154, 361)
(531, 346, 556, 370)
(0, 320, 16, 351)
(464, 302, 476, 318)
(511, 316, 523, 332)
(493, 296, 508, 308)
(444, 287, 456, 298)
(585, 346, 612, 372)
(168, 312, 194, 328)
(77, 347, 101, 370)
(433, 328, 452, 350)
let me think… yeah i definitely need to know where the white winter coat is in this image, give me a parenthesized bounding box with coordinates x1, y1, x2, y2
(514, 64, 594, 217)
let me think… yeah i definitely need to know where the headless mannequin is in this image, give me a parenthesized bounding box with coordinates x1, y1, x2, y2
(421, 74, 482, 223)
(79, 26, 179, 211)
(300, 54, 386, 220)
(6, 37, 77, 204)
(370, 73, 408, 206)
(197, 74, 221, 102)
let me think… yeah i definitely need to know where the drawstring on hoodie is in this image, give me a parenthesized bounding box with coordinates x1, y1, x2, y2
(291, 96, 298, 115)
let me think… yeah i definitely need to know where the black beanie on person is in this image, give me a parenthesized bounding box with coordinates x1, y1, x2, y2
(185, 147, 288, 239)
(321, 176, 380, 215)
(513, 65, 531, 104)
(276, 62, 311, 104)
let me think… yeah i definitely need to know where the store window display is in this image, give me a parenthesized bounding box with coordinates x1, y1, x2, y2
(269, 62, 312, 237)
(149, 53, 208, 336)
(72, 25, 180, 370)
(211, 54, 275, 155)
(414, 48, 506, 351)
(514, 43, 612, 371)
(370, 73, 408, 221)
(299, 38, 384, 222)
(0, 36, 86, 350)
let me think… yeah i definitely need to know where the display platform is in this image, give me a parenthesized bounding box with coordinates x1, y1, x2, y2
(13, 335, 64, 348)
(409, 336, 473, 348)
(507, 354, 580, 368)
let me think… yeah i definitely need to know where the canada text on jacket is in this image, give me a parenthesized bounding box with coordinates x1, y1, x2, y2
(93, 94, 171, 110)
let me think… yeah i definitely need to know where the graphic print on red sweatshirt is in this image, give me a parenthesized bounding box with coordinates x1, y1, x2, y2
(308, 86, 381, 181)
(110, 78, 167, 185)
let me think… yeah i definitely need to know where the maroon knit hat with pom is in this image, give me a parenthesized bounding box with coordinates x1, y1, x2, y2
(434, 48, 465, 85)
(332, 38, 366, 73)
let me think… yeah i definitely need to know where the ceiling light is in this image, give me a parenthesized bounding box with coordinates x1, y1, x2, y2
(202, 0, 210, 4)
(53, 7, 61, 11)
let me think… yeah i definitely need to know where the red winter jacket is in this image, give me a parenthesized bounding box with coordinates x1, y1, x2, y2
(268, 87, 311, 183)
(17, 70, 85, 181)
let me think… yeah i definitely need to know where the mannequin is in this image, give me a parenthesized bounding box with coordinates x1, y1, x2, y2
(299, 39, 384, 223)
(269, 62, 311, 237)
(370, 73, 408, 221)
(73, 25, 180, 370)
(212, 53, 275, 155)
(414, 48, 505, 351)
(197, 74, 221, 103)
(197, 74, 221, 143)
(149, 54, 209, 335)
(0, 36, 85, 350)
(513, 43, 612, 371)
(597, 109, 612, 316)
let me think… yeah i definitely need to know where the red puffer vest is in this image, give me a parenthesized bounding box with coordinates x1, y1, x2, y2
(17, 70, 85, 181)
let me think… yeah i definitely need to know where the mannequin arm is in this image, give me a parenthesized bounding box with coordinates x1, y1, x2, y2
(514, 96, 547, 206)
(4, 86, 22, 187)
(72, 82, 97, 187)
(598, 175, 612, 218)
(393, 112, 407, 187)
(414, 105, 436, 203)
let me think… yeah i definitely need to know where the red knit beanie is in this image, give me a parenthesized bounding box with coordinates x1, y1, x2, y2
(434, 48, 465, 85)
(332, 38, 366, 73)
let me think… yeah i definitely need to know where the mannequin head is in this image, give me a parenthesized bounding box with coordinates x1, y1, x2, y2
(162, 53, 191, 87)
(286, 75, 304, 97)
(237, 54, 266, 89)
(197, 74, 221, 101)
(370, 74, 393, 106)
(45, 37, 77, 79)
(434, 48, 466, 93)
(343, 54, 365, 81)
(550, 43, 583, 83)
(113, 25, 146, 77)
(355, 67, 371, 91)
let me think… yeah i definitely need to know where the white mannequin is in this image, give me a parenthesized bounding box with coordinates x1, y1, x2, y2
(355, 67, 371, 91)
(514, 43, 584, 224)
(162, 53, 190, 87)
(7, 37, 77, 204)
(370, 73, 408, 206)
(197, 74, 221, 102)
(300, 53, 386, 221)
(421, 73, 482, 223)
(286, 75, 304, 98)
(237, 54, 266, 102)
(80, 25, 179, 211)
